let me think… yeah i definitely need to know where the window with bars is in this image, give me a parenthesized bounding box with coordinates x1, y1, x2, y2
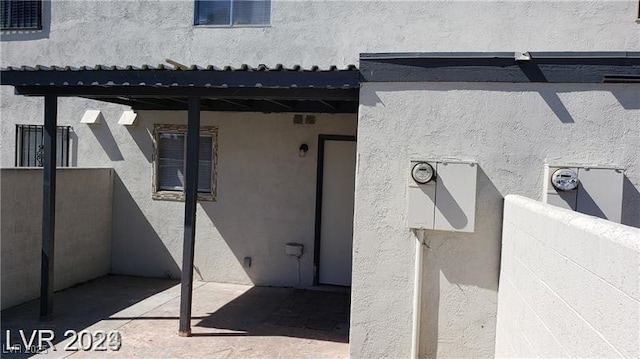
(194, 0, 270, 26)
(1, 0, 42, 30)
(15, 125, 71, 167)
(153, 124, 218, 201)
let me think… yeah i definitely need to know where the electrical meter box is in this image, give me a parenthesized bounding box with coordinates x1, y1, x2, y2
(543, 164, 624, 223)
(407, 160, 477, 232)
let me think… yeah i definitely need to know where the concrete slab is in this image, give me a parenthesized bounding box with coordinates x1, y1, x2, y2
(1, 275, 349, 358)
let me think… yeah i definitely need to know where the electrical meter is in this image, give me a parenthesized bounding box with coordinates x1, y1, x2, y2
(411, 162, 434, 184)
(551, 168, 579, 191)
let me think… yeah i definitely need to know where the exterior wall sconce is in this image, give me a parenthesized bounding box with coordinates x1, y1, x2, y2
(299, 144, 309, 157)
(118, 110, 138, 126)
(80, 110, 102, 125)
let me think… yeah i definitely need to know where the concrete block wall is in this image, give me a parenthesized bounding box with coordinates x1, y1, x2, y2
(0, 168, 113, 310)
(495, 195, 640, 358)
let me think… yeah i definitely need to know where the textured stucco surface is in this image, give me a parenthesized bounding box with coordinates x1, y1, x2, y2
(351, 83, 640, 358)
(0, 99, 356, 285)
(495, 195, 640, 358)
(0, 168, 113, 309)
(0, 87, 355, 286)
(108, 111, 356, 285)
(0, 1, 639, 68)
(1, 1, 640, 357)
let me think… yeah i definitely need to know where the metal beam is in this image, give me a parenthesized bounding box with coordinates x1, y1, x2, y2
(359, 52, 640, 83)
(264, 99, 294, 110)
(13, 86, 360, 102)
(178, 96, 200, 337)
(120, 99, 358, 114)
(318, 100, 337, 110)
(40, 94, 57, 320)
(116, 96, 172, 109)
(216, 98, 253, 110)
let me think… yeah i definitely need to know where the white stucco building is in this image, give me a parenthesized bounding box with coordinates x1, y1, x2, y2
(1, 1, 639, 358)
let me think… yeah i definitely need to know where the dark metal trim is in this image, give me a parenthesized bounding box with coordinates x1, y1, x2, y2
(14, 124, 18, 166)
(178, 97, 201, 337)
(603, 74, 640, 83)
(359, 52, 640, 83)
(40, 94, 56, 320)
(312, 134, 357, 286)
(361, 51, 639, 60)
(13, 86, 359, 100)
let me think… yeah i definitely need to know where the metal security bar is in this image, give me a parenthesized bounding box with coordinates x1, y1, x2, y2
(15, 125, 71, 167)
(0, 0, 42, 30)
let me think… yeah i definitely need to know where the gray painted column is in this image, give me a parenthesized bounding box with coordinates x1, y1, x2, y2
(40, 94, 57, 319)
(179, 97, 200, 336)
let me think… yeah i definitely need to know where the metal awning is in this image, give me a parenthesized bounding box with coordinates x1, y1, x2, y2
(359, 51, 640, 83)
(1, 64, 360, 113)
(0, 62, 361, 336)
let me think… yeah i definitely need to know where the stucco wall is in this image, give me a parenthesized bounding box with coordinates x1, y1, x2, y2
(0, 168, 113, 310)
(495, 195, 640, 358)
(0, 1, 638, 69)
(109, 111, 356, 285)
(351, 82, 640, 358)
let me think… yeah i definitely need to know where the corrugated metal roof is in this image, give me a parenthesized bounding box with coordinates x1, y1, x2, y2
(2, 64, 358, 72)
(0, 63, 361, 113)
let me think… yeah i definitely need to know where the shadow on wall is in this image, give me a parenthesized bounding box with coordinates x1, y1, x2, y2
(198, 199, 310, 287)
(536, 88, 574, 123)
(110, 172, 180, 278)
(432, 166, 503, 290)
(363, 82, 637, 123)
(69, 128, 79, 166)
(622, 176, 640, 227)
(0, 0, 51, 42)
(611, 85, 640, 110)
(89, 114, 124, 161)
(126, 125, 153, 163)
(418, 166, 503, 358)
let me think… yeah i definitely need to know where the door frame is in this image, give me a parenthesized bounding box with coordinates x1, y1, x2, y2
(313, 134, 357, 285)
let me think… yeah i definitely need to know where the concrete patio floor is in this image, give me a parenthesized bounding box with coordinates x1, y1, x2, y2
(1, 275, 350, 358)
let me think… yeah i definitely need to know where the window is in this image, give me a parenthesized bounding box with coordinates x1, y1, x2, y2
(153, 124, 218, 201)
(194, 0, 270, 26)
(15, 125, 71, 167)
(1, 0, 42, 30)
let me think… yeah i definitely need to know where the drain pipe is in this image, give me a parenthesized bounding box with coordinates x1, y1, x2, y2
(411, 229, 426, 359)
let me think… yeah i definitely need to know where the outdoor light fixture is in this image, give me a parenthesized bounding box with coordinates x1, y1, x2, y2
(80, 110, 102, 125)
(551, 168, 579, 191)
(299, 144, 309, 157)
(118, 110, 138, 126)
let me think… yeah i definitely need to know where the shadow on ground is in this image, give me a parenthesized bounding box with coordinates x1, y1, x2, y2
(194, 287, 350, 344)
(0, 275, 178, 358)
(0, 276, 350, 358)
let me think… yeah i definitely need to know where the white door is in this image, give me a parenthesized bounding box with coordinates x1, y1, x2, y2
(319, 139, 357, 286)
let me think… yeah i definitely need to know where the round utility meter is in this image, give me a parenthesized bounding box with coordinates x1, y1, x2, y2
(411, 162, 435, 184)
(551, 168, 579, 191)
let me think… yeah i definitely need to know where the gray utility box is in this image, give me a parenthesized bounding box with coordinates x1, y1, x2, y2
(407, 160, 478, 232)
(543, 164, 624, 223)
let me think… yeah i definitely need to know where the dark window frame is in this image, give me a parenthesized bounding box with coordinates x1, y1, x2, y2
(152, 124, 218, 202)
(15, 124, 71, 167)
(1, 0, 42, 31)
